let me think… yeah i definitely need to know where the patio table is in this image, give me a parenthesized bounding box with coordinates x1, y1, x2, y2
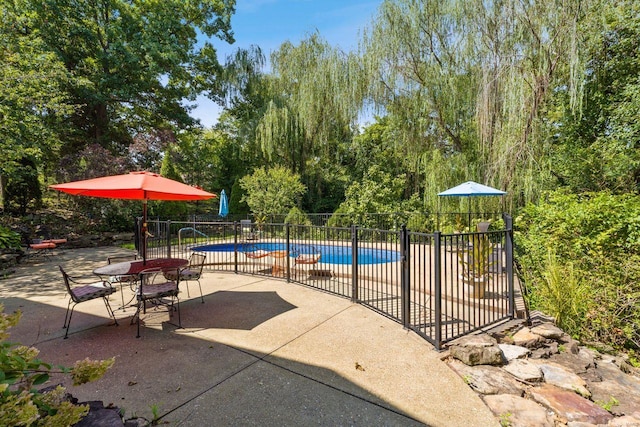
(93, 258, 188, 277)
(94, 258, 188, 310)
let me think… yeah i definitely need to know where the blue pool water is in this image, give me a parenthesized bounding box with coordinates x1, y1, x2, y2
(191, 242, 400, 265)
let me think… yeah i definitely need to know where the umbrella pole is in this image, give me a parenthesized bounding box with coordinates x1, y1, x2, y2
(142, 199, 147, 264)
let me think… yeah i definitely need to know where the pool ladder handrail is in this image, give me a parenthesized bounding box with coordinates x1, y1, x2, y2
(178, 227, 209, 250)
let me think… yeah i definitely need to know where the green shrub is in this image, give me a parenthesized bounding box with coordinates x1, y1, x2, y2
(0, 304, 115, 426)
(284, 207, 311, 226)
(516, 191, 640, 350)
(0, 226, 21, 249)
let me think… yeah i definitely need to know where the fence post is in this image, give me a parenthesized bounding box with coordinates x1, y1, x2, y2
(233, 221, 238, 274)
(400, 225, 410, 329)
(286, 223, 291, 282)
(166, 220, 172, 258)
(504, 214, 515, 319)
(434, 231, 442, 350)
(351, 224, 358, 303)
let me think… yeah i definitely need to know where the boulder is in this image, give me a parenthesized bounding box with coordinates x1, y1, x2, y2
(504, 359, 544, 383)
(530, 323, 565, 340)
(483, 394, 555, 427)
(512, 327, 544, 348)
(499, 344, 530, 361)
(531, 360, 591, 398)
(449, 334, 504, 366)
(448, 359, 524, 395)
(529, 384, 613, 425)
(607, 413, 640, 426)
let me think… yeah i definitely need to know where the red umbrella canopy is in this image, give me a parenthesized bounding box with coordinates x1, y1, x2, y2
(49, 171, 216, 201)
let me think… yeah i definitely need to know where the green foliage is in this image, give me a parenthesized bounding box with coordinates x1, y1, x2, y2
(229, 179, 250, 216)
(534, 251, 591, 336)
(239, 166, 306, 217)
(406, 212, 433, 233)
(550, 0, 640, 194)
(336, 165, 407, 229)
(0, 304, 114, 426)
(327, 205, 354, 228)
(516, 191, 640, 350)
(4, 158, 42, 216)
(595, 396, 619, 412)
(284, 207, 311, 226)
(458, 234, 495, 279)
(0, 227, 21, 250)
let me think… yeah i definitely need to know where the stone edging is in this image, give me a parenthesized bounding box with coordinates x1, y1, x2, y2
(444, 315, 640, 426)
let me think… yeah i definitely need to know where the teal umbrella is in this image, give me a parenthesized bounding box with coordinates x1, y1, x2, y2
(218, 189, 229, 217)
(438, 181, 506, 229)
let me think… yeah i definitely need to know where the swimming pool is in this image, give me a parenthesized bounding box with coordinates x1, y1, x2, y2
(191, 242, 400, 265)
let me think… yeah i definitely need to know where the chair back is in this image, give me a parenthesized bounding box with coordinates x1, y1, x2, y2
(188, 252, 206, 275)
(59, 266, 80, 303)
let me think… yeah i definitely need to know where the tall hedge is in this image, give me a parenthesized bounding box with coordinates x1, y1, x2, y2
(516, 191, 640, 352)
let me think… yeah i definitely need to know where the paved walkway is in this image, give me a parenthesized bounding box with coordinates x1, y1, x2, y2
(1, 247, 498, 426)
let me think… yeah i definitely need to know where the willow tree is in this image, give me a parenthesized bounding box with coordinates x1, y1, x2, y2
(361, 0, 595, 212)
(256, 33, 365, 175)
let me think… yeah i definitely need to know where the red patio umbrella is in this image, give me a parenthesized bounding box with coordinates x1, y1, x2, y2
(50, 171, 216, 262)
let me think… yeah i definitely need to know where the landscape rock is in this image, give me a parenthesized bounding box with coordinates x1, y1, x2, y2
(607, 413, 640, 426)
(483, 394, 555, 427)
(549, 348, 595, 374)
(529, 384, 613, 425)
(449, 333, 504, 366)
(499, 343, 530, 361)
(446, 320, 640, 426)
(531, 323, 565, 340)
(504, 359, 544, 382)
(531, 360, 591, 398)
(512, 327, 544, 348)
(448, 359, 524, 395)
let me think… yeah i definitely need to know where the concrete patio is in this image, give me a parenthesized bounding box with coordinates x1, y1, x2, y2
(1, 246, 498, 426)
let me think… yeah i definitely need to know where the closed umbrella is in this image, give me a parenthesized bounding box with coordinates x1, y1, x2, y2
(50, 171, 216, 262)
(218, 189, 229, 218)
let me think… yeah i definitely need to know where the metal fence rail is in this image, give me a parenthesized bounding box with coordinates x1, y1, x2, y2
(144, 216, 515, 349)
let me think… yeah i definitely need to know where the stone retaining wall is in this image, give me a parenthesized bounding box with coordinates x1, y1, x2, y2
(445, 313, 640, 426)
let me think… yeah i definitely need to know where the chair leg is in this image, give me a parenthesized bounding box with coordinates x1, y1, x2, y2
(102, 297, 119, 326)
(63, 300, 75, 339)
(175, 295, 181, 328)
(135, 302, 142, 338)
(196, 279, 204, 303)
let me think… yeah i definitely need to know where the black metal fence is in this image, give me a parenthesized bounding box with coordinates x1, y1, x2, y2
(185, 211, 505, 233)
(144, 215, 514, 350)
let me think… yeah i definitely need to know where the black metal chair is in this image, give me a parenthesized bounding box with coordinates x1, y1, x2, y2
(59, 266, 118, 339)
(134, 268, 181, 338)
(163, 252, 206, 303)
(107, 254, 139, 310)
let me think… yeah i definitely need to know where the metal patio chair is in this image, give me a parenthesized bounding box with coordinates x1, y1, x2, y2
(107, 254, 139, 310)
(163, 252, 206, 303)
(59, 266, 118, 339)
(134, 268, 181, 338)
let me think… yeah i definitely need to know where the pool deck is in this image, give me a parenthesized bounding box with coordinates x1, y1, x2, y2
(1, 246, 499, 426)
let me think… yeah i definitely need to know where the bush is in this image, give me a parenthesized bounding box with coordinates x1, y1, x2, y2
(284, 207, 311, 226)
(516, 191, 640, 350)
(0, 226, 21, 249)
(0, 304, 114, 426)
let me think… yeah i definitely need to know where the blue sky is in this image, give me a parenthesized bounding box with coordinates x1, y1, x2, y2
(191, 0, 382, 127)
